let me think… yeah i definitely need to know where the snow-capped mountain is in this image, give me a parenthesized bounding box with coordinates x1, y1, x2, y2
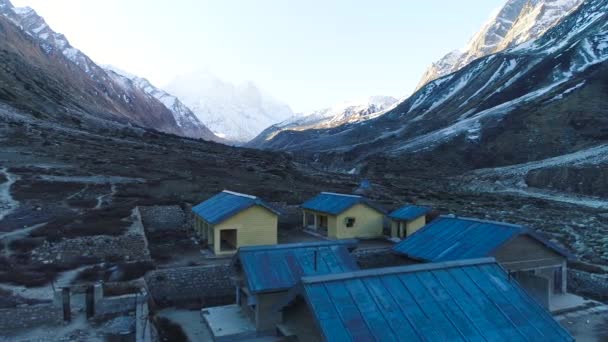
(255, 0, 608, 173)
(103, 66, 221, 141)
(249, 96, 398, 147)
(165, 72, 294, 142)
(416, 0, 583, 89)
(0, 0, 218, 141)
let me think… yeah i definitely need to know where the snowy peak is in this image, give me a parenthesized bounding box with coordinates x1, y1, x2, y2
(248, 95, 398, 147)
(417, 0, 583, 89)
(166, 73, 294, 142)
(104, 66, 220, 141)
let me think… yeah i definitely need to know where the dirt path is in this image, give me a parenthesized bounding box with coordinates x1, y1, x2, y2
(0, 167, 19, 221)
(0, 265, 92, 301)
(0, 222, 46, 258)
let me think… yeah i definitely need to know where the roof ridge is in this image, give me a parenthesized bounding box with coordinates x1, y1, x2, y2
(301, 257, 497, 284)
(439, 215, 524, 229)
(238, 239, 358, 252)
(222, 190, 257, 199)
(320, 192, 362, 198)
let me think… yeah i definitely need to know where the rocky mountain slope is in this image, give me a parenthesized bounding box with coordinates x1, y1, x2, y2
(248, 96, 398, 147)
(0, 0, 218, 141)
(256, 0, 608, 195)
(416, 0, 583, 89)
(165, 72, 294, 142)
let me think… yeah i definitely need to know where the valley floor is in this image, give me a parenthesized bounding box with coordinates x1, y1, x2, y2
(0, 104, 607, 314)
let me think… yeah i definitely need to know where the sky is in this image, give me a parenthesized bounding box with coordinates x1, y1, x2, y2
(12, 0, 504, 112)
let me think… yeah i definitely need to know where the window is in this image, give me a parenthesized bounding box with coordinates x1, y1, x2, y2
(345, 217, 356, 228)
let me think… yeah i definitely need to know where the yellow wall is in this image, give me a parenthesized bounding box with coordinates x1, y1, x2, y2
(194, 205, 278, 256)
(390, 216, 426, 238)
(302, 205, 383, 239)
(406, 216, 426, 236)
(214, 205, 278, 255)
(333, 204, 384, 239)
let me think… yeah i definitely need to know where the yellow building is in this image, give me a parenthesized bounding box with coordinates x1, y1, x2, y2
(301, 192, 386, 239)
(192, 190, 279, 256)
(388, 205, 431, 239)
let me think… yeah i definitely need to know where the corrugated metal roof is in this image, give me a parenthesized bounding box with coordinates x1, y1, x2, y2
(192, 190, 279, 225)
(392, 216, 571, 261)
(388, 205, 431, 221)
(291, 258, 573, 342)
(301, 192, 385, 215)
(235, 240, 359, 294)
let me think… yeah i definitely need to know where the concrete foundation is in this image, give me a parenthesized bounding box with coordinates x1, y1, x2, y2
(201, 304, 257, 341)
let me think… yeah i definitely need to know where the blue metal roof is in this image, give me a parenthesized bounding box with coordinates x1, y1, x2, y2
(192, 190, 279, 225)
(388, 205, 431, 221)
(301, 192, 385, 215)
(392, 216, 570, 262)
(289, 258, 573, 342)
(235, 240, 359, 294)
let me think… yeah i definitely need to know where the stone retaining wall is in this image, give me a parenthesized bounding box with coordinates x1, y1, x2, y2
(138, 205, 186, 232)
(96, 294, 139, 317)
(143, 248, 416, 309)
(0, 303, 63, 335)
(568, 269, 608, 302)
(145, 264, 233, 308)
(31, 233, 151, 264)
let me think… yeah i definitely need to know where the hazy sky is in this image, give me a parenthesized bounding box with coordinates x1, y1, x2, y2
(12, 0, 504, 112)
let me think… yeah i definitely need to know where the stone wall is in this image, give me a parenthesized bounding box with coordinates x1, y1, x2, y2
(138, 205, 187, 232)
(145, 264, 233, 308)
(31, 233, 151, 264)
(568, 269, 608, 302)
(0, 303, 63, 335)
(141, 248, 415, 309)
(96, 294, 139, 317)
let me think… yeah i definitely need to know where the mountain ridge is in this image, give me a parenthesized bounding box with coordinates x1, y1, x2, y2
(248, 95, 398, 147)
(254, 0, 608, 182)
(0, 0, 219, 141)
(416, 0, 583, 90)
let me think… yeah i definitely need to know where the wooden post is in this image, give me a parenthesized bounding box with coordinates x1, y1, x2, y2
(62, 287, 71, 322)
(561, 261, 568, 294)
(86, 285, 95, 319)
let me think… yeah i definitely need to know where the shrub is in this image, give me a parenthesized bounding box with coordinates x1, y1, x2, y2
(154, 317, 188, 342)
(103, 284, 141, 297)
(9, 237, 44, 253)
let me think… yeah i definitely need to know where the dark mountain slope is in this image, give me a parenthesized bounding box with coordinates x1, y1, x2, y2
(257, 0, 608, 174)
(0, 0, 218, 140)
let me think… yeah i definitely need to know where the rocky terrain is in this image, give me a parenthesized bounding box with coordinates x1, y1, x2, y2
(1, 98, 607, 300)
